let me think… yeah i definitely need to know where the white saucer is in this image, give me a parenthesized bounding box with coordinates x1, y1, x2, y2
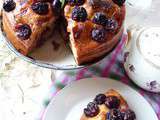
(42, 77, 158, 120)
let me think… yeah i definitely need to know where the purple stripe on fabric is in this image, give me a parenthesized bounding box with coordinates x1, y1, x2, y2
(152, 96, 160, 119)
(120, 75, 129, 84)
(85, 70, 94, 77)
(114, 60, 129, 84)
(139, 89, 146, 96)
(61, 76, 69, 84)
(102, 34, 127, 77)
(76, 68, 88, 80)
(155, 105, 160, 119)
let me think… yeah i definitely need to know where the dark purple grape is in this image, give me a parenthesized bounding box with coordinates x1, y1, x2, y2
(67, 0, 85, 6)
(112, 0, 126, 6)
(76, 0, 85, 5)
(3, 0, 16, 12)
(122, 109, 136, 120)
(84, 102, 99, 117)
(52, 0, 61, 9)
(92, 12, 107, 26)
(106, 109, 123, 120)
(91, 28, 106, 42)
(105, 19, 118, 31)
(71, 6, 87, 22)
(31, 2, 49, 15)
(105, 96, 120, 109)
(16, 24, 32, 40)
(52, 0, 61, 14)
(67, 0, 76, 5)
(94, 94, 106, 105)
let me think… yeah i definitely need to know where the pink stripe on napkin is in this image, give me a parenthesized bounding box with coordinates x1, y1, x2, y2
(102, 34, 127, 77)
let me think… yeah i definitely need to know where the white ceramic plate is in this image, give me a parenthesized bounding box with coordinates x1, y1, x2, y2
(42, 77, 158, 120)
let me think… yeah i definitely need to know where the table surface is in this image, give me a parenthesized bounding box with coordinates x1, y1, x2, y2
(0, 1, 160, 120)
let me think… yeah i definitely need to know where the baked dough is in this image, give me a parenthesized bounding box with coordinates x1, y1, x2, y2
(2, 0, 125, 65)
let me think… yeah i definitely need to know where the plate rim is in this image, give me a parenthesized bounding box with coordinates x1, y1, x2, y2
(42, 77, 159, 120)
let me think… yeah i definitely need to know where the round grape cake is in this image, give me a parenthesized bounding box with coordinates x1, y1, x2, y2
(1, 0, 126, 65)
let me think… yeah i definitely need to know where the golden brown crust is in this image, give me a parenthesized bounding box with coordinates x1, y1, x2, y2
(80, 89, 128, 120)
(71, 26, 124, 65)
(3, 13, 30, 55)
(64, 0, 126, 65)
(2, 0, 57, 55)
